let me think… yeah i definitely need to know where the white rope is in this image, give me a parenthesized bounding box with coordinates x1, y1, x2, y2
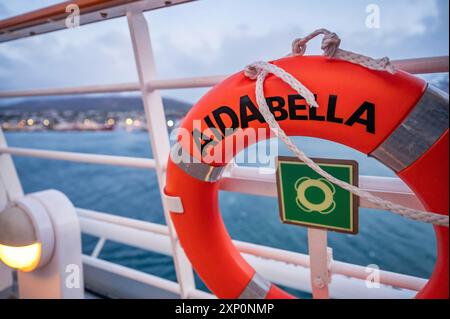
(244, 29, 449, 227)
(290, 28, 396, 74)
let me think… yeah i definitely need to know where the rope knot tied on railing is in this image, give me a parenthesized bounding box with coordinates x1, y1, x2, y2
(292, 28, 341, 57)
(243, 29, 449, 227)
(291, 28, 396, 74)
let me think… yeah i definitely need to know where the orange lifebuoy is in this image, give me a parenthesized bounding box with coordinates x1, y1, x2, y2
(164, 56, 449, 299)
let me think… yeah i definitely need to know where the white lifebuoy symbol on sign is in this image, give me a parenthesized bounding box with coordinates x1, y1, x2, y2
(295, 177, 336, 214)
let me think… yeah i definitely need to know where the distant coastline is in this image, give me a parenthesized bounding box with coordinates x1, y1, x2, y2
(0, 95, 190, 132)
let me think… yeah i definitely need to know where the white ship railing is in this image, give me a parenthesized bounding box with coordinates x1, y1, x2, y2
(0, 0, 448, 299)
(77, 207, 427, 298)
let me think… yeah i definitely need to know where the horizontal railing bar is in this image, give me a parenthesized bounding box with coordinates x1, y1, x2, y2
(235, 240, 426, 292)
(0, 0, 194, 43)
(83, 254, 215, 299)
(392, 56, 449, 75)
(0, 83, 141, 97)
(0, 57, 447, 98)
(221, 166, 425, 211)
(84, 251, 415, 299)
(188, 289, 216, 299)
(79, 217, 173, 256)
(0, 144, 423, 210)
(76, 208, 427, 292)
(82, 255, 182, 296)
(243, 254, 416, 298)
(0, 76, 226, 98)
(0, 146, 155, 169)
(148, 75, 228, 90)
(77, 208, 169, 235)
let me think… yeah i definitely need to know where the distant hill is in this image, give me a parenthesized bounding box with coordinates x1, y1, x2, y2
(0, 95, 192, 115)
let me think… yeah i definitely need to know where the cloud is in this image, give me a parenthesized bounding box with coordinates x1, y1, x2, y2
(150, 0, 448, 77)
(0, 28, 138, 91)
(154, 26, 303, 77)
(0, 2, 10, 19)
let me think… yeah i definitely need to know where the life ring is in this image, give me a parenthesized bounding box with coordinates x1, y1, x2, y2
(164, 55, 449, 299)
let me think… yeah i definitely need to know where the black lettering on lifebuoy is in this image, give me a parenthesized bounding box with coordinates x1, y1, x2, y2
(288, 95, 308, 120)
(192, 128, 218, 157)
(326, 95, 344, 124)
(239, 95, 265, 128)
(345, 101, 375, 133)
(212, 106, 240, 136)
(204, 115, 224, 141)
(309, 94, 325, 121)
(266, 96, 288, 121)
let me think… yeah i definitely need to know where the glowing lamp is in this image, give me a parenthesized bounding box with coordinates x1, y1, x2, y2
(0, 198, 54, 272)
(0, 243, 41, 271)
(0, 190, 83, 298)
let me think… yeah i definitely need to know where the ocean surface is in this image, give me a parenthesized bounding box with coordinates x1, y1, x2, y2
(4, 131, 436, 297)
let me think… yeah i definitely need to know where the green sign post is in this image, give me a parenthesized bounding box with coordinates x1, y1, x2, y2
(276, 156, 359, 234)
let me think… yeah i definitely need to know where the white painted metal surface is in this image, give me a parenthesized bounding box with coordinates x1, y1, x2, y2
(233, 238, 426, 292)
(307, 228, 330, 299)
(0, 179, 6, 212)
(392, 56, 449, 74)
(91, 238, 106, 259)
(0, 146, 155, 169)
(83, 255, 214, 298)
(0, 263, 12, 293)
(17, 190, 84, 299)
(0, 146, 425, 211)
(79, 214, 172, 256)
(126, 9, 195, 299)
(0, 0, 194, 43)
(77, 208, 169, 235)
(0, 128, 23, 292)
(0, 130, 24, 201)
(243, 254, 417, 299)
(76, 208, 427, 296)
(83, 254, 180, 295)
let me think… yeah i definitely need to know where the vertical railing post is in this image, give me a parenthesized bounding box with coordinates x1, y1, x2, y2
(126, 9, 196, 298)
(0, 128, 24, 294)
(0, 129, 24, 201)
(307, 228, 332, 299)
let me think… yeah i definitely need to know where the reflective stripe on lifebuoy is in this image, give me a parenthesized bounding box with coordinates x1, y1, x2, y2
(164, 55, 449, 299)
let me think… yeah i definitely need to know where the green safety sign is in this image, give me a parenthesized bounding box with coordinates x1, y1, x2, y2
(276, 156, 359, 234)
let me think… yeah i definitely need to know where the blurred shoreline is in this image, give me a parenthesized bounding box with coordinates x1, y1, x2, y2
(0, 95, 189, 132)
